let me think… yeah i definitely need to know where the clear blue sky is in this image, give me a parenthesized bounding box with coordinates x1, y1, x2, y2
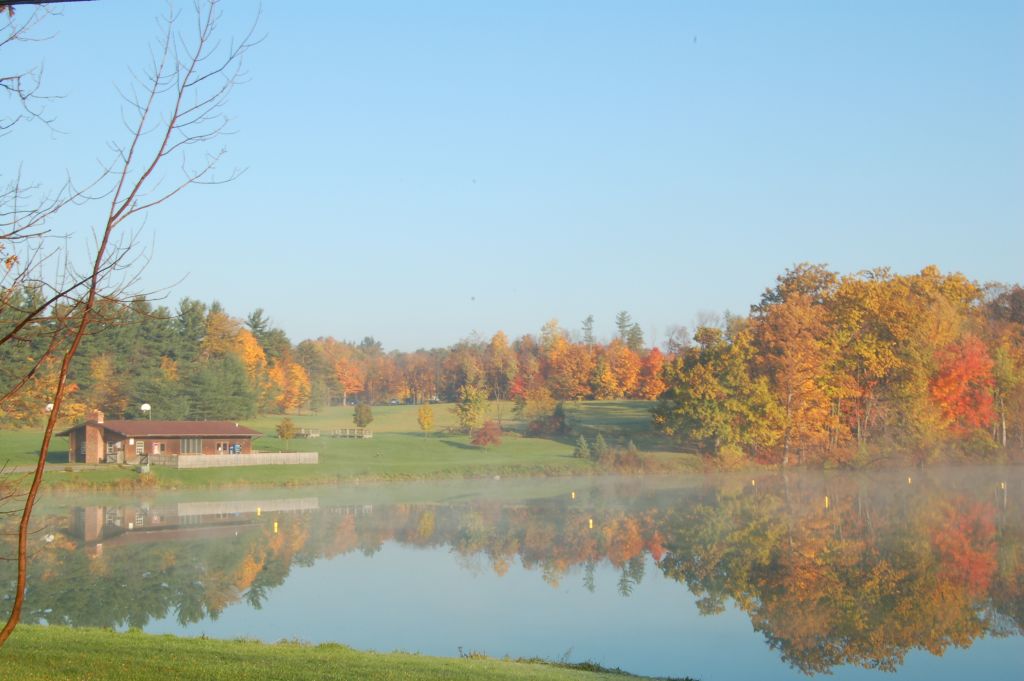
(7, 1, 1023, 351)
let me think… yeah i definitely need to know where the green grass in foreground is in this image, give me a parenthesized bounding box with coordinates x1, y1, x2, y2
(0, 626, 695, 681)
(0, 401, 699, 489)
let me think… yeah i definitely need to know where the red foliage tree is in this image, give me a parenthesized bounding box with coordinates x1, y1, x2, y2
(471, 420, 503, 448)
(930, 335, 995, 433)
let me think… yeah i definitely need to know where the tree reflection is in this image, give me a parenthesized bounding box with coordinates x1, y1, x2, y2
(2, 473, 1020, 675)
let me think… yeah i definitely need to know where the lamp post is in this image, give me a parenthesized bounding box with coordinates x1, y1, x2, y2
(140, 403, 151, 420)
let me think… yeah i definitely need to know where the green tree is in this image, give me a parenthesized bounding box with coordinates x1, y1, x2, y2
(581, 315, 595, 345)
(626, 323, 645, 353)
(573, 435, 591, 459)
(453, 383, 486, 433)
(592, 433, 609, 461)
(654, 326, 779, 456)
(353, 403, 374, 428)
(185, 356, 256, 420)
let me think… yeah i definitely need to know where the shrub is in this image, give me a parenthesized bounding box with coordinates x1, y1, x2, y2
(471, 420, 503, 448)
(353, 403, 373, 427)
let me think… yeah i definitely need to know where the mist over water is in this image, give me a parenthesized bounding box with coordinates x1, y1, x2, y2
(7, 469, 1023, 679)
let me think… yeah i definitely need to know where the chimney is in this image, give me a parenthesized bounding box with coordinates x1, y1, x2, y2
(91, 409, 104, 424)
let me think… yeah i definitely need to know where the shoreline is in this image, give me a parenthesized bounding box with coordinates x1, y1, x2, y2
(0, 625, 695, 681)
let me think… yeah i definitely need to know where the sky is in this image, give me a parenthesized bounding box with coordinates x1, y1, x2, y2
(5, 1, 1023, 351)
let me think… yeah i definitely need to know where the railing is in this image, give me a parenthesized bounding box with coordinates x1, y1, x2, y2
(330, 428, 373, 439)
(148, 452, 318, 469)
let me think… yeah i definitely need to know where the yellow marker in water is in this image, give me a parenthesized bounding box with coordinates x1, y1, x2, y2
(751, 479, 756, 487)
(908, 477, 912, 485)
(1001, 482, 1007, 490)
(588, 518, 594, 529)
(273, 521, 278, 534)
(824, 495, 830, 509)
(571, 491, 576, 500)
(257, 507, 261, 517)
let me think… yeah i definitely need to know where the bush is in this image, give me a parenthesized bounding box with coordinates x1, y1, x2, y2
(353, 403, 373, 427)
(471, 420, 503, 448)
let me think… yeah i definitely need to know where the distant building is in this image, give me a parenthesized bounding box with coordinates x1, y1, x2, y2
(58, 410, 262, 464)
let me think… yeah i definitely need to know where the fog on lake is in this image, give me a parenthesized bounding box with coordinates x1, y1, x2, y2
(4, 468, 1022, 679)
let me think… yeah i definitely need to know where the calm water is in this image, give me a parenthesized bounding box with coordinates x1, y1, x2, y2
(5, 469, 1023, 679)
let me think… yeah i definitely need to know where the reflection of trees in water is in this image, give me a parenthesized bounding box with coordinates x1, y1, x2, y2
(2, 473, 1021, 675)
(658, 475, 1023, 674)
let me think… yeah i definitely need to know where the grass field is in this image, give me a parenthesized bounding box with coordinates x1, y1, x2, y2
(0, 401, 698, 490)
(0, 625, 694, 681)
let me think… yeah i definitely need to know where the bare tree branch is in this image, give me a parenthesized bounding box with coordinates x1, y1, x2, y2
(0, 0, 257, 647)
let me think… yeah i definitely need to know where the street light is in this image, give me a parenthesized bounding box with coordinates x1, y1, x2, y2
(140, 403, 152, 420)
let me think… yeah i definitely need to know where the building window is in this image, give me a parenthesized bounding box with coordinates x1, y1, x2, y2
(181, 438, 203, 454)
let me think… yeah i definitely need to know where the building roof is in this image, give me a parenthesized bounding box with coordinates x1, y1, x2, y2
(58, 420, 262, 438)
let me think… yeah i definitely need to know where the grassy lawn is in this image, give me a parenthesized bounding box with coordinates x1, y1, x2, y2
(0, 401, 698, 490)
(0, 625, 692, 681)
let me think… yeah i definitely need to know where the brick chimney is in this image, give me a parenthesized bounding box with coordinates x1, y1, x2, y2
(91, 409, 104, 424)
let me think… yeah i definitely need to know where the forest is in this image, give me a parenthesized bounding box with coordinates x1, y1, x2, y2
(2, 264, 1023, 465)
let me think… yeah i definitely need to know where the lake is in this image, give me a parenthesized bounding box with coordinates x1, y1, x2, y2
(4, 468, 1022, 679)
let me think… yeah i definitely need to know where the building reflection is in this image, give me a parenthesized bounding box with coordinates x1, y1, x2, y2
(3, 472, 1021, 675)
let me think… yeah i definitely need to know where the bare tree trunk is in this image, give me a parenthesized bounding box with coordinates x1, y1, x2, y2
(0, 0, 257, 647)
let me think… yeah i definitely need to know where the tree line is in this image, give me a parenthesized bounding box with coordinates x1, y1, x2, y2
(654, 264, 1024, 463)
(0, 294, 666, 425)
(4, 263, 1024, 464)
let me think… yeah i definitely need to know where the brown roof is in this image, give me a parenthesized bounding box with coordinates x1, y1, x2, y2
(58, 420, 262, 438)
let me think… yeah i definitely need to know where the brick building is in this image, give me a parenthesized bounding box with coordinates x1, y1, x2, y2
(58, 410, 262, 464)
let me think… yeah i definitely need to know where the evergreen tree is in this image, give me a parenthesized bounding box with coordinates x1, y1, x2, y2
(573, 435, 591, 459)
(185, 355, 256, 420)
(581, 315, 595, 345)
(626, 323, 645, 352)
(615, 311, 633, 342)
(592, 433, 609, 460)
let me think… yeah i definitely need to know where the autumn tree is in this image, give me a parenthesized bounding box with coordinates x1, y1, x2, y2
(276, 417, 296, 448)
(484, 330, 518, 402)
(471, 420, 502, 448)
(333, 351, 365, 406)
(417, 404, 434, 437)
(930, 335, 995, 435)
(453, 383, 486, 433)
(754, 292, 834, 465)
(654, 326, 778, 457)
(636, 347, 667, 400)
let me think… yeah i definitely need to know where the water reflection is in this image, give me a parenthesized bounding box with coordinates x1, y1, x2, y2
(3, 470, 1022, 675)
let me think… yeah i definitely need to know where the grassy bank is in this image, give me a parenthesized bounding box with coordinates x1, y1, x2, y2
(0, 626, 693, 681)
(0, 401, 699, 490)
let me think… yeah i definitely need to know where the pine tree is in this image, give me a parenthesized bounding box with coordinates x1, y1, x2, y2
(592, 433, 609, 460)
(573, 434, 591, 459)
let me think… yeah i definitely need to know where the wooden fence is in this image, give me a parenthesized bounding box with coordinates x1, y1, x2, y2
(149, 451, 318, 469)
